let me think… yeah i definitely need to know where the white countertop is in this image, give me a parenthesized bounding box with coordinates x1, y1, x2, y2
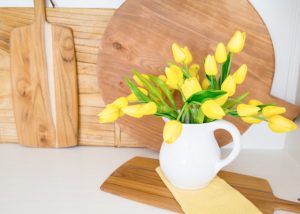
(0, 144, 299, 214)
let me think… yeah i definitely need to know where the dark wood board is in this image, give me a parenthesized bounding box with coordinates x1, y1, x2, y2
(101, 157, 300, 214)
(97, 0, 300, 151)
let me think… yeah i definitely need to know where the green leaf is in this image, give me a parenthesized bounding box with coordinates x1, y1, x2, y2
(227, 110, 240, 118)
(125, 77, 150, 102)
(223, 92, 249, 109)
(155, 112, 176, 120)
(257, 103, 275, 108)
(257, 103, 275, 113)
(186, 89, 227, 104)
(220, 52, 232, 85)
(133, 70, 167, 105)
(149, 75, 177, 110)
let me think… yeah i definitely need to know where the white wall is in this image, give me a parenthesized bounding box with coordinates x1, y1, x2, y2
(250, 0, 300, 105)
(1, 0, 300, 150)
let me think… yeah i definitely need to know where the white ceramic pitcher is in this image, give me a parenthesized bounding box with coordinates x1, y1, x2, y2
(159, 119, 241, 189)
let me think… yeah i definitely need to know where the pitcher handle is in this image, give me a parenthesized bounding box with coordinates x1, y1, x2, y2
(211, 120, 241, 173)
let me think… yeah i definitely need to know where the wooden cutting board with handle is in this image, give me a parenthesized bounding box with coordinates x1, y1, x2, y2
(10, 0, 78, 147)
(97, 0, 300, 151)
(101, 157, 300, 214)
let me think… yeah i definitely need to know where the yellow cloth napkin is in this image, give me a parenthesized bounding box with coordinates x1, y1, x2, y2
(156, 167, 262, 214)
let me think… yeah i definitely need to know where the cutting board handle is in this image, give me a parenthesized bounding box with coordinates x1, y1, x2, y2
(34, 0, 46, 24)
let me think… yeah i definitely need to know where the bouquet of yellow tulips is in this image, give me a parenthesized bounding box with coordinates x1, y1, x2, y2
(98, 31, 297, 144)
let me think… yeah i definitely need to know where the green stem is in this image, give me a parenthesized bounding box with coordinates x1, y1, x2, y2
(218, 64, 223, 88)
(177, 102, 188, 121)
(182, 64, 191, 78)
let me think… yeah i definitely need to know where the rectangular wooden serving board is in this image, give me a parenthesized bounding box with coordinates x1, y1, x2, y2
(100, 157, 300, 214)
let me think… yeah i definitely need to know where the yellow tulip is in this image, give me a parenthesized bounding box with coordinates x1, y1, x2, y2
(158, 75, 167, 82)
(127, 87, 148, 101)
(221, 75, 236, 96)
(241, 116, 262, 124)
(133, 74, 149, 87)
(248, 99, 262, 106)
(163, 120, 182, 144)
(98, 105, 120, 123)
(121, 104, 143, 118)
(139, 102, 157, 115)
(262, 106, 286, 118)
(172, 43, 185, 64)
(183, 46, 193, 64)
(237, 104, 260, 117)
(111, 97, 128, 108)
(165, 64, 184, 89)
(233, 64, 247, 84)
(204, 55, 218, 76)
(189, 64, 200, 80)
(172, 43, 192, 65)
(227, 31, 246, 53)
(214, 93, 228, 106)
(181, 77, 202, 100)
(268, 115, 297, 133)
(201, 100, 225, 119)
(201, 78, 210, 90)
(215, 42, 227, 63)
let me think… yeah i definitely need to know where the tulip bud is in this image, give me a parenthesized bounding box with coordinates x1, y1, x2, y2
(133, 74, 149, 87)
(158, 75, 167, 82)
(215, 42, 227, 63)
(127, 87, 148, 101)
(201, 100, 225, 119)
(111, 97, 128, 109)
(183, 46, 193, 64)
(165, 64, 183, 89)
(163, 120, 182, 144)
(201, 78, 210, 90)
(139, 102, 157, 115)
(204, 55, 218, 76)
(181, 77, 202, 100)
(172, 43, 193, 65)
(233, 64, 247, 84)
(241, 116, 262, 124)
(227, 31, 246, 53)
(221, 75, 236, 96)
(262, 106, 286, 118)
(172, 43, 185, 64)
(214, 93, 228, 106)
(121, 104, 143, 118)
(189, 64, 200, 80)
(237, 104, 260, 117)
(248, 99, 262, 106)
(268, 115, 297, 133)
(98, 105, 120, 123)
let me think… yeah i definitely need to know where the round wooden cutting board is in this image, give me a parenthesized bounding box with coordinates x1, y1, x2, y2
(97, 0, 300, 151)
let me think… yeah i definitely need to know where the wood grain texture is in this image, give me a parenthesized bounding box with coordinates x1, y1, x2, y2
(10, 0, 78, 148)
(97, 0, 300, 151)
(0, 8, 141, 147)
(51, 24, 78, 147)
(101, 157, 300, 214)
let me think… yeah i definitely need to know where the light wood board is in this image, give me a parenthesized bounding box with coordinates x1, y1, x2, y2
(10, 0, 78, 147)
(101, 157, 300, 214)
(0, 8, 141, 147)
(97, 0, 300, 151)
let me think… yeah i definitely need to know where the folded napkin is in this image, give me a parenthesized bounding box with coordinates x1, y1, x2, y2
(156, 167, 262, 214)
